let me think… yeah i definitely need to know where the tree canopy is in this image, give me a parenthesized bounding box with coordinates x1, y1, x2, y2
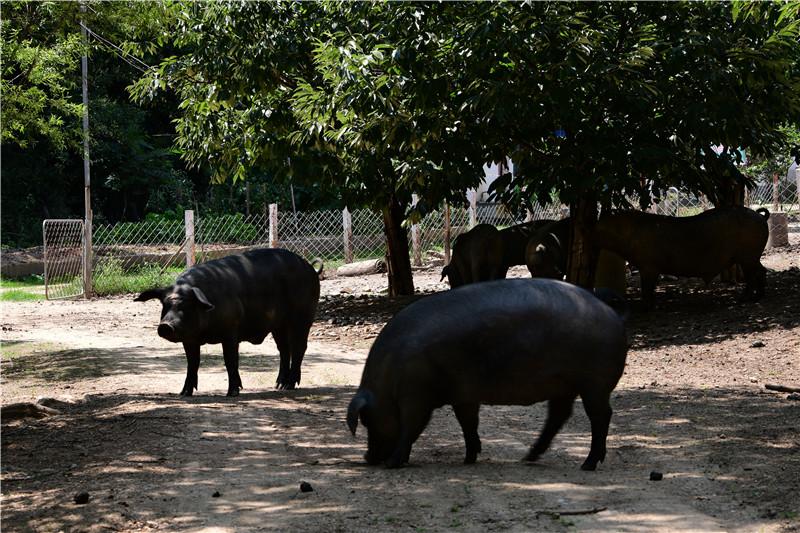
(133, 1, 800, 291)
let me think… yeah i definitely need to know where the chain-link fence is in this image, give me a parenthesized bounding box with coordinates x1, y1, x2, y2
(92, 218, 186, 296)
(650, 177, 800, 217)
(277, 209, 343, 261)
(350, 208, 385, 261)
(42, 219, 85, 300)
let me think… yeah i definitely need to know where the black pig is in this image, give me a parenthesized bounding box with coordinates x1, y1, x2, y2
(440, 224, 503, 287)
(135, 248, 321, 395)
(347, 279, 628, 469)
(526, 218, 572, 279)
(498, 219, 556, 269)
(594, 207, 769, 307)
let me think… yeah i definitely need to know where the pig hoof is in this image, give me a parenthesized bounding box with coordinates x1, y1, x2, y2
(580, 461, 598, 471)
(226, 389, 239, 397)
(464, 454, 477, 465)
(522, 451, 540, 463)
(179, 388, 194, 397)
(385, 457, 405, 469)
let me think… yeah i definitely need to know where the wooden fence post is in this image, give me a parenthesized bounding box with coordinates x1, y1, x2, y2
(468, 189, 477, 228)
(773, 173, 780, 212)
(269, 203, 279, 248)
(185, 210, 195, 267)
(343, 207, 353, 263)
(443, 201, 451, 264)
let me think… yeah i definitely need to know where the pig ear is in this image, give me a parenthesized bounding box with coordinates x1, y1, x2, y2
(347, 391, 371, 436)
(191, 287, 215, 311)
(134, 287, 168, 302)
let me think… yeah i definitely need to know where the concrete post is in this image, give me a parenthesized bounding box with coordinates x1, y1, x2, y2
(185, 210, 195, 267)
(269, 203, 279, 248)
(343, 207, 353, 263)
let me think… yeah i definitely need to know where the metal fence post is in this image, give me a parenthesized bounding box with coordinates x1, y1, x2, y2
(468, 189, 477, 228)
(343, 207, 353, 263)
(443, 201, 451, 264)
(185, 210, 195, 267)
(269, 203, 279, 248)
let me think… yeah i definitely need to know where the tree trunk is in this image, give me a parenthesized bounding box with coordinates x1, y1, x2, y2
(566, 197, 599, 289)
(382, 195, 415, 296)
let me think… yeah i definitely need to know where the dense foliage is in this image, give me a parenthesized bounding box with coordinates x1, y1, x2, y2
(0, 1, 330, 248)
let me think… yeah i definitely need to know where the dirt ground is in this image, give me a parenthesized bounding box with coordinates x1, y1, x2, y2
(2, 243, 799, 533)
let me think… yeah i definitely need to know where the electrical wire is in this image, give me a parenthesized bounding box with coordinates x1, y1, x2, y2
(79, 22, 152, 74)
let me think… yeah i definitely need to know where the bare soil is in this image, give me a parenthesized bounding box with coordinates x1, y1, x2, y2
(1, 244, 799, 533)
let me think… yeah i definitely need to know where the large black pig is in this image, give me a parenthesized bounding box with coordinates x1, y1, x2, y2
(347, 279, 628, 470)
(594, 207, 769, 307)
(440, 224, 503, 287)
(135, 248, 321, 396)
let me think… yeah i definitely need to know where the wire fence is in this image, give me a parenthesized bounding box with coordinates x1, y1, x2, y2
(42, 219, 85, 299)
(40, 175, 798, 298)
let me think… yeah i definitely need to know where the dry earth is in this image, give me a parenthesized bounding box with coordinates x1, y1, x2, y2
(1, 243, 799, 533)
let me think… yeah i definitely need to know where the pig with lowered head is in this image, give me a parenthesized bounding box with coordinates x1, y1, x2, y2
(441, 220, 554, 288)
(440, 224, 503, 288)
(347, 278, 628, 469)
(135, 248, 321, 396)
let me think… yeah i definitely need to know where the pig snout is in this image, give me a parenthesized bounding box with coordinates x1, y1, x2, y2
(157, 322, 178, 341)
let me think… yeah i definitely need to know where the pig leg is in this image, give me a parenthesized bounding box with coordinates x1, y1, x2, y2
(180, 342, 201, 396)
(386, 401, 433, 469)
(640, 271, 658, 309)
(740, 261, 766, 301)
(579, 391, 613, 471)
(222, 340, 243, 397)
(453, 403, 482, 464)
(273, 328, 292, 390)
(286, 322, 312, 389)
(524, 396, 574, 462)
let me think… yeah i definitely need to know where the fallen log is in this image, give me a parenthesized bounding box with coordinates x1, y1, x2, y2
(765, 383, 800, 394)
(336, 259, 386, 277)
(1, 402, 60, 421)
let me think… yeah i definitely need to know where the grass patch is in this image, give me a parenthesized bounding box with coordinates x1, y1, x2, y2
(0, 290, 44, 302)
(0, 275, 44, 288)
(0, 341, 59, 364)
(94, 260, 183, 296)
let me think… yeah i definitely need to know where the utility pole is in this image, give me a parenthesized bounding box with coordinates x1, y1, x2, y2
(81, 3, 93, 298)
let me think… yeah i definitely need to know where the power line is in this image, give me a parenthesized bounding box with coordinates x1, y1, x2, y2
(79, 22, 152, 74)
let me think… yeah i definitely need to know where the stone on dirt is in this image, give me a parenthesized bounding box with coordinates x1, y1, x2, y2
(74, 491, 90, 504)
(300, 481, 313, 493)
(649, 471, 664, 481)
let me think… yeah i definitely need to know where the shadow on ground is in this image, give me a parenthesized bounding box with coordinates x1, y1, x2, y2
(0, 340, 362, 385)
(2, 386, 798, 532)
(625, 267, 800, 349)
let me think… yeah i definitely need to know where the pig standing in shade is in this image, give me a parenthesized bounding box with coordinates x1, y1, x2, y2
(594, 206, 770, 307)
(135, 248, 321, 396)
(347, 278, 628, 470)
